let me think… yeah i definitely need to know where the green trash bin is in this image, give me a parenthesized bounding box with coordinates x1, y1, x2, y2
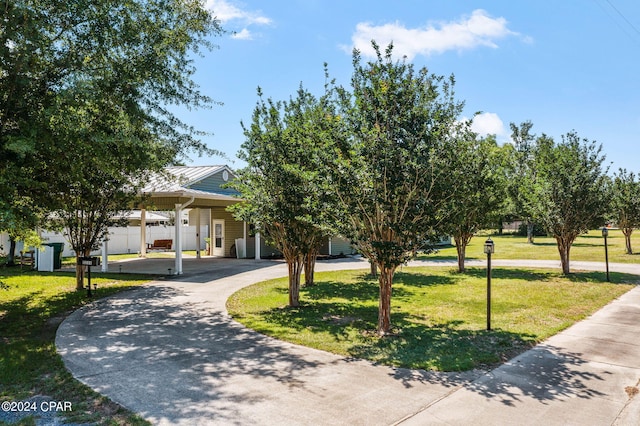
(45, 243, 64, 269)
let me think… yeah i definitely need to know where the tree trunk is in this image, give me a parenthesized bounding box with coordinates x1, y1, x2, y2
(527, 222, 535, 244)
(303, 249, 317, 287)
(377, 264, 396, 335)
(75, 249, 90, 290)
(75, 262, 85, 290)
(7, 237, 17, 266)
(287, 256, 303, 307)
(623, 228, 633, 254)
(557, 239, 571, 275)
(369, 259, 378, 278)
(454, 235, 469, 273)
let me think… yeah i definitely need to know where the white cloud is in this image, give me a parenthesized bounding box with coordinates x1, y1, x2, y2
(470, 112, 506, 136)
(204, 0, 271, 39)
(349, 9, 522, 59)
(232, 28, 253, 40)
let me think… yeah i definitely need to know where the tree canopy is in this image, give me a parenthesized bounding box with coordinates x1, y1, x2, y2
(610, 169, 640, 254)
(444, 134, 508, 273)
(326, 43, 462, 335)
(230, 86, 336, 306)
(1, 0, 222, 208)
(1, 0, 223, 286)
(533, 132, 609, 274)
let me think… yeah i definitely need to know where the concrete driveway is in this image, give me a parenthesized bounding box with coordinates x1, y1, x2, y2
(56, 258, 640, 425)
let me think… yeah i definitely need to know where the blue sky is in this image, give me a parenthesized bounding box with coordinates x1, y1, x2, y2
(180, 0, 640, 174)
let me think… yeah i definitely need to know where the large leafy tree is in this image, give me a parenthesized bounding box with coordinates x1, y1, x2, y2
(533, 132, 609, 274)
(610, 169, 640, 254)
(2, 0, 223, 286)
(444, 134, 507, 273)
(229, 87, 334, 307)
(328, 43, 460, 335)
(507, 121, 541, 243)
(42, 82, 171, 288)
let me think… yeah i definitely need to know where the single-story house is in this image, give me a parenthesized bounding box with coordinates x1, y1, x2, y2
(138, 165, 355, 274)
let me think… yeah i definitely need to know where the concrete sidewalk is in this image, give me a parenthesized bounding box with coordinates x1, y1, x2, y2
(56, 258, 640, 425)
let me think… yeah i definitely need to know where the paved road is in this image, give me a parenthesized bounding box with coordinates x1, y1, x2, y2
(56, 257, 640, 425)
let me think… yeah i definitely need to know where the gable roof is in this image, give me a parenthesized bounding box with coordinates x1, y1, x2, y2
(141, 165, 233, 192)
(139, 165, 241, 209)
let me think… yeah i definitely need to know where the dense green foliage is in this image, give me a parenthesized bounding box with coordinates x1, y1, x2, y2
(230, 86, 336, 306)
(506, 121, 542, 243)
(610, 169, 640, 254)
(327, 43, 462, 334)
(533, 132, 609, 274)
(443, 135, 507, 272)
(1, 0, 223, 287)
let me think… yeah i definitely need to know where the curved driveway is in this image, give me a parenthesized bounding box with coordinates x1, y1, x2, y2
(56, 258, 640, 425)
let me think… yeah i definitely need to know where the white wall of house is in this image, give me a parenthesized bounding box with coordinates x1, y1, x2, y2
(1, 225, 208, 258)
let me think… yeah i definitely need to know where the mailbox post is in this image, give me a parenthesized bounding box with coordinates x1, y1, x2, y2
(79, 256, 101, 297)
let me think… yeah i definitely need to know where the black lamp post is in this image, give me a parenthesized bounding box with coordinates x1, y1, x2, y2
(484, 237, 495, 331)
(602, 227, 610, 282)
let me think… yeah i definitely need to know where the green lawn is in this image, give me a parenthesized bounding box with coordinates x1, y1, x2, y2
(228, 267, 638, 371)
(0, 267, 153, 425)
(421, 229, 640, 263)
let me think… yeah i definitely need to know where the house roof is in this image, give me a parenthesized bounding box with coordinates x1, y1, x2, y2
(139, 165, 241, 210)
(141, 165, 231, 192)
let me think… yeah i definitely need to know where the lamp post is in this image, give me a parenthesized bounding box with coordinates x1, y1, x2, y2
(602, 227, 610, 282)
(484, 237, 495, 331)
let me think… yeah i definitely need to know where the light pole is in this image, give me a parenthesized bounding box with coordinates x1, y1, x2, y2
(484, 237, 495, 331)
(602, 227, 610, 282)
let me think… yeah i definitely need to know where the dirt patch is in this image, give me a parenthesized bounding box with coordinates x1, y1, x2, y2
(625, 385, 639, 399)
(322, 314, 360, 325)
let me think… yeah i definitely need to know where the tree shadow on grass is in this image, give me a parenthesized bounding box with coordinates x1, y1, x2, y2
(302, 271, 458, 303)
(462, 267, 559, 282)
(393, 271, 459, 287)
(460, 267, 638, 285)
(348, 320, 536, 372)
(260, 295, 536, 373)
(303, 279, 378, 302)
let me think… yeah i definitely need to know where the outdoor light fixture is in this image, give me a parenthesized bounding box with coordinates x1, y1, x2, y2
(484, 238, 495, 331)
(484, 238, 495, 255)
(602, 227, 610, 282)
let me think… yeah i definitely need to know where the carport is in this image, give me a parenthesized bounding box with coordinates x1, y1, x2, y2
(105, 165, 263, 275)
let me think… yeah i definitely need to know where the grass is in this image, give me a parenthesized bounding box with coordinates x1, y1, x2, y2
(227, 267, 638, 372)
(0, 265, 154, 425)
(421, 228, 640, 263)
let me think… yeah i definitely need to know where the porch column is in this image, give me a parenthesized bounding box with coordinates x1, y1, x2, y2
(175, 204, 183, 275)
(140, 208, 147, 257)
(255, 231, 261, 261)
(101, 237, 108, 273)
(195, 208, 201, 259)
(328, 237, 333, 256)
(175, 197, 194, 275)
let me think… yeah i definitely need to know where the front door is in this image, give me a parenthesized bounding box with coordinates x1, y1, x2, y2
(212, 220, 225, 257)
